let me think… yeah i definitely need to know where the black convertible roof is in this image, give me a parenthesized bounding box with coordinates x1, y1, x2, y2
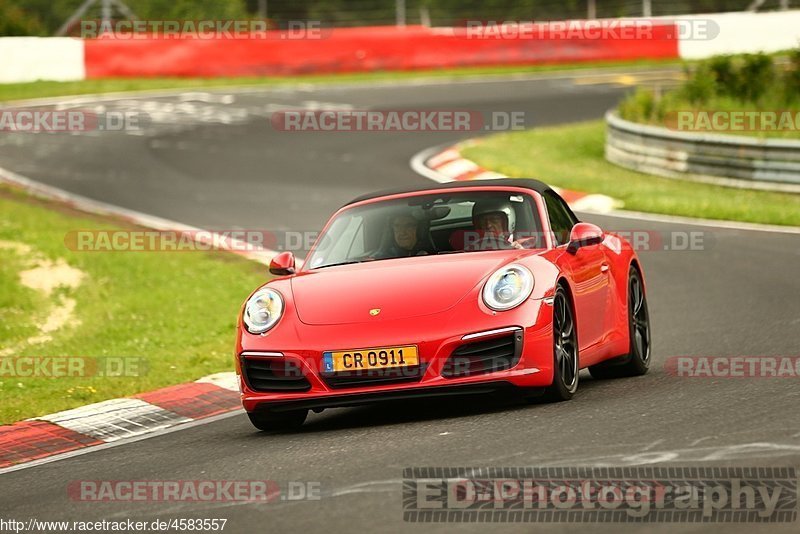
(344, 178, 554, 206)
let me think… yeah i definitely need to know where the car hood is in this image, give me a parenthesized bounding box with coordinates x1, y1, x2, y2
(290, 253, 521, 325)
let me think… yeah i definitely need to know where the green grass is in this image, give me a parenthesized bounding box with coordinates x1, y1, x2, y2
(0, 59, 681, 103)
(619, 89, 800, 140)
(462, 120, 800, 226)
(0, 186, 265, 424)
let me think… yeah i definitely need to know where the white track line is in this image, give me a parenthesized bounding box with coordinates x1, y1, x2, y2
(588, 208, 800, 234)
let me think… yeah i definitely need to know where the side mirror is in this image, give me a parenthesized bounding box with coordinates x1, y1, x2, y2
(269, 251, 296, 276)
(567, 223, 604, 254)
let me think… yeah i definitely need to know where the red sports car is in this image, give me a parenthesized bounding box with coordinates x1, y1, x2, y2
(235, 179, 651, 431)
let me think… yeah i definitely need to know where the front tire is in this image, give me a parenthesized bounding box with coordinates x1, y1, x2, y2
(247, 409, 308, 432)
(544, 285, 579, 401)
(589, 266, 651, 379)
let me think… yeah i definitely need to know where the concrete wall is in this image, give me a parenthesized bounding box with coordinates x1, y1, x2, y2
(0, 37, 85, 83)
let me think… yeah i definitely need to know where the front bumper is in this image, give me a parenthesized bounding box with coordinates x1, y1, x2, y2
(236, 297, 555, 414)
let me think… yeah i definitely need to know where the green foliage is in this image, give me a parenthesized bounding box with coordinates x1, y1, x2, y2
(707, 55, 736, 96)
(125, 0, 249, 21)
(619, 50, 800, 137)
(682, 53, 776, 103)
(737, 53, 775, 101)
(0, 0, 250, 36)
(0, 0, 772, 35)
(618, 87, 657, 122)
(681, 62, 716, 104)
(784, 48, 800, 104)
(0, 0, 44, 36)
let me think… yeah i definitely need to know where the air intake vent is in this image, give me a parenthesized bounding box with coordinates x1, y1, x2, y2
(442, 329, 523, 377)
(242, 357, 311, 392)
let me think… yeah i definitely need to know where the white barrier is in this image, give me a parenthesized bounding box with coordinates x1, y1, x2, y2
(677, 10, 800, 59)
(0, 37, 85, 84)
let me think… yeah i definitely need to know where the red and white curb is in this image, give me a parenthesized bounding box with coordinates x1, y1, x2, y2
(0, 166, 262, 470)
(413, 143, 620, 214)
(0, 372, 240, 469)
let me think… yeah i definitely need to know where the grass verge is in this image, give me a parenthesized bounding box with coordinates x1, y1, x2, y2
(0, 185, 264, 424)
(0, 59, 680, 103)
(461, 120, 800, 226)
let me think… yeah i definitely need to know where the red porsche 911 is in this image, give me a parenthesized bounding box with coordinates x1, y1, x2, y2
(235, 179, 651, 431)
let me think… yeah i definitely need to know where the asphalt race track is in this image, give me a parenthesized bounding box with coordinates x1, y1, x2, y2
(1, 69, 799, 533)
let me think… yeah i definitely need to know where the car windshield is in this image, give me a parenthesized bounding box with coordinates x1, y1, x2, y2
(305, 190, 544, 270)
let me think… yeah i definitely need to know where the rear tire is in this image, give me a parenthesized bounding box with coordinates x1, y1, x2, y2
(589, 266, 651, 379)
(544, 285, 579, 401)
(247, 409, 308, 432)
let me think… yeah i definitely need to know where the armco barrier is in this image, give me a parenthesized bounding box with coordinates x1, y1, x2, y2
(605, 111, 800, 192)
(83, 24, 679, 78)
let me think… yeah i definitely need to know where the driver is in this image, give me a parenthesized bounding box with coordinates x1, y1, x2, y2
(467, 198, 517, 249)
(375, 213, 432, 258)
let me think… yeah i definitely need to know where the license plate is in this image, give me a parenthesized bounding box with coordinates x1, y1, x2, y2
(322, 345, 419, 373)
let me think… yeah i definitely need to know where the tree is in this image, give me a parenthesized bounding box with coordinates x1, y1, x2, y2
(0, 0, 45, 36)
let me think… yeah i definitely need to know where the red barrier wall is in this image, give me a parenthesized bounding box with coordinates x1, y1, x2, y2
(84, 24, 680, 78)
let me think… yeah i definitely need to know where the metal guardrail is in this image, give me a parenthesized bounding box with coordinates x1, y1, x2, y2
(605, 111, 800, 193)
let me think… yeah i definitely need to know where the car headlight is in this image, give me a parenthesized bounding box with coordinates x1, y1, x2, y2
(243, 288, 284, 334)
(482, 264, 534, 311)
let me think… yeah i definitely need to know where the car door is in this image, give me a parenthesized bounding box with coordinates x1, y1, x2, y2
(544, 191, 611, 350)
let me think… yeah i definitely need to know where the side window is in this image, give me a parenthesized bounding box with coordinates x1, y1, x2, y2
(544, 191, 578, 246)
